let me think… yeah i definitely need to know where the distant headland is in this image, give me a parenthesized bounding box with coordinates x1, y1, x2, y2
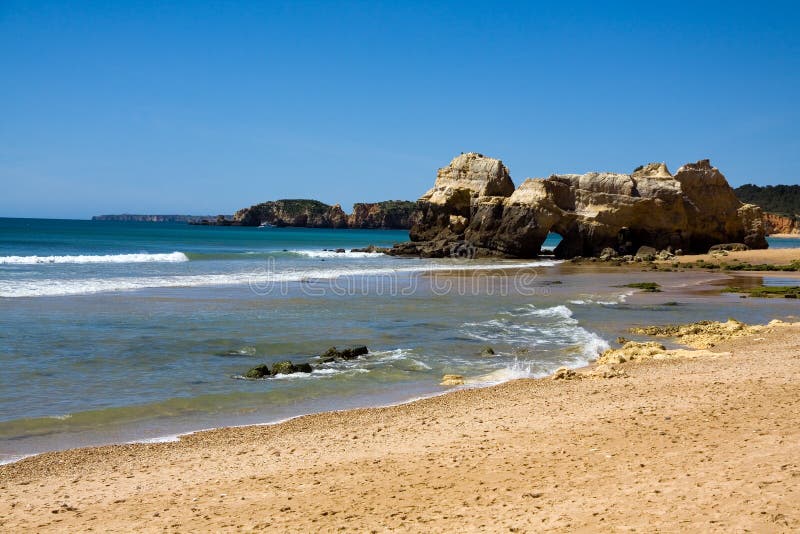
(91, 214, 226, 223)
(93, 199, 417, 230)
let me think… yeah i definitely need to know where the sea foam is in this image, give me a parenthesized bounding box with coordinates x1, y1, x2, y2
(0, 259, 560, 298)
(0, 251, 189, 265)
(290, 250, 385, 259)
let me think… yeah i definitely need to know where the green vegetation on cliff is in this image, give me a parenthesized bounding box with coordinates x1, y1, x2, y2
(735, 184, 800, 217)
(233, 199, 417, 229)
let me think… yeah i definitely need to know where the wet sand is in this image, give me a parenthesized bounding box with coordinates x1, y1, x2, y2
(2, 319, 799, 532)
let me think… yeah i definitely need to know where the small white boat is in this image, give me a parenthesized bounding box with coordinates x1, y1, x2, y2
(258, 221, 275, 228)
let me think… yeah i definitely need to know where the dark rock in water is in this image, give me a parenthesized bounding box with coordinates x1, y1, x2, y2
(244, 364, 270, 379)
(243, 360, 314, 378)
(388, 153, 768, 259)
(271, 361, 297, 375)
(350, 244, 391, 254)
(335, 248, 346, 253)
(319, 345, 369, 361)
(709, 243, 749, 252)
(481, 346, 495, 356)
(320, 347, 339, 362)
(340, 345, 369, 359)
(295, 362, 313, 373)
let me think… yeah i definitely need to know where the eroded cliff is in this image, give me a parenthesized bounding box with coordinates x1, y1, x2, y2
(391, 153, 767, 258)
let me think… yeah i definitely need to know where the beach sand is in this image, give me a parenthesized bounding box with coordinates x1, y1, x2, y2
(769, 233, 800, 239)
(2, 321, 799, 532)
(663, 247, 800, 266)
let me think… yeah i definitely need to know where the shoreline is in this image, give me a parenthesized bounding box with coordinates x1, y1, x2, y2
(0, 350, 560, 468)
(0, 259, 795, 466)
(2, 317, 799, 531)
(769, 233, 800, 239)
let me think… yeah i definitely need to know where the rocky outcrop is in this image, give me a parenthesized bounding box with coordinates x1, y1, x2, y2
(347, 201, 417, 229)
(318, 345, 369, 363)
(234, 199, 415, 229)
(391, 153, 768, 259)
(764, 213, 800, 235)
(234, 199, 349, 228)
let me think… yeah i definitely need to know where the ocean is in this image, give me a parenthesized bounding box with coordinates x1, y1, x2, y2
(1, 218, 797, 463)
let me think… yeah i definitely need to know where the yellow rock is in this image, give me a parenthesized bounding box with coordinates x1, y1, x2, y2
(552, 367, 578, 380)
(596, 341, 667, 365)
(440, 374, 465, 386)
(629, 319, 764, 349)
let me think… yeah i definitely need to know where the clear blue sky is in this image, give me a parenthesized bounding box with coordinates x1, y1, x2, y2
(2, 1, 798, 219)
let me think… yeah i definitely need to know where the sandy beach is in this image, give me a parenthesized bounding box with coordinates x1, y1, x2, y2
(2, 316, 799, 532)
(662, 247, 800, 266)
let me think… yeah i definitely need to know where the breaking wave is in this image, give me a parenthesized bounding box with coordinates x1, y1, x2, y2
(0, 252, 189, 265)
(289, 250, 385, 259)
(462, 304, 610, 380)
(1, 259, 561, 298)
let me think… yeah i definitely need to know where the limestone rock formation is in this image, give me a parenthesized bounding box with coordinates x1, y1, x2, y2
(391, 153, 768, 259)
(764, 213, 800, 235)
(347, 201, 417, 229)
(234, 199, 348, 228)
(234, 199, 415, 229)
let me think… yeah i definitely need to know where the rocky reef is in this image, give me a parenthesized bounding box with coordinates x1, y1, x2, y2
(390, 153, 768, 259)
(233, 199, 416, 229)
(243, 345, 369, 379)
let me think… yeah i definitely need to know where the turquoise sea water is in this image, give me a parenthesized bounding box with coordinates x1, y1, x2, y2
(768, 235, 800, 248)
(1, 218, 798, 463)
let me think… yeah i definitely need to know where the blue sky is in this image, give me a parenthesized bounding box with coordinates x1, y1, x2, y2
(1, 1, 798, 219)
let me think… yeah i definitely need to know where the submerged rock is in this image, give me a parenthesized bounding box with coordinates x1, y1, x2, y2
(294, 362, 313, 373)
(243, 360, 315, 379)
(320, 345, 369, 361)
(244, 364, 271, 379)
(271, 361, 297, 375)
(350, 245, 391, 254)
(440, 374, 465, 386)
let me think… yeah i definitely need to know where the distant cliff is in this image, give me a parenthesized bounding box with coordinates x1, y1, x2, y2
(735, 184, 800, 217)
(234, 199, 416, 229)
(733, 184, 800, 236)
(348, 201, 418, 229)
(763, 213, 800, 236)
(92, 214, 229, 223)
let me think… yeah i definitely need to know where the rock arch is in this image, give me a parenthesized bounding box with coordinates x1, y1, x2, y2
(391, 153, 767, 259)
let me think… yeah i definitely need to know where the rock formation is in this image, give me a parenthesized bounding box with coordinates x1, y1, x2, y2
(391, 153, 768, 258)
(764, 213, 800, 235)
(234, 199, 349, 228)
(348, 201, 418, 229)
(234, 199, 416, 229)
